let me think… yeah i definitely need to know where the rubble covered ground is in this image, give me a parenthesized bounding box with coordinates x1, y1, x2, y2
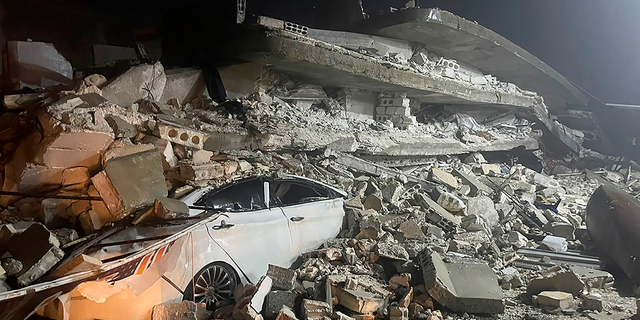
(0, 2, 639, 320)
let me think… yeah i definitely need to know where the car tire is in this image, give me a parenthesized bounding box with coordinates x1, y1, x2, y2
(183, 262, 238, 310)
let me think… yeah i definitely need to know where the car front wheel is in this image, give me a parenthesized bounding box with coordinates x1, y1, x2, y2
(183, 262, 237, 310)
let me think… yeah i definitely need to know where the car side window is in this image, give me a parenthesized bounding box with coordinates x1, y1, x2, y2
(198, 179, 266, 212)
(271, 180, 330, 206)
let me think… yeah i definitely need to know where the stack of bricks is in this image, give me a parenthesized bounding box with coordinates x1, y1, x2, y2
(375, 95, 417, 130)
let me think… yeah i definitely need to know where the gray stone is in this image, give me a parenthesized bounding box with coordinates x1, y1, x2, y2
(152, 301, 205, 320)
(160, 68, 206, 105)
(414, 192, 460, 231)
(102, 62, 167, 107)
(569, 266, 613, 289)
(267, 264, 297, 291)
(363, 194, 383, 211)
(581, 294, 603, 312)
(382, 181, 405, 204)
(301, 299, 331, 320)
(154, 197, 189, 220)
(376, 240, 410, 261)
(105, 147, 168, 216)
(527, 268, 585, 296)
(466, 196, 499, 228)
(52, 228, 79, 247)
(265, 290, 303, 319)
(429, 168, 458, 189)
(536, 291, 574, 310)
(7, 224, 64, 286)
(460, 215, 486, 232)
(6, 41, 73, 90)
(106, 115, 137, 138)
(1, 258, 23, 276)
(547, 222, 576, 241)
(398, 220, 426, 240)
(425, 224, 445, 239)
(418, 249, 504, 314)
(506, 231, 528, 248)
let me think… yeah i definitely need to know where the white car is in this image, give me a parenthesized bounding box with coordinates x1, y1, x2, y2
(35, 175, 346, 320)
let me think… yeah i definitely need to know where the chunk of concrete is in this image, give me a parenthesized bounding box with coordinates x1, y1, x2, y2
(61, 167, 91, 188)
(275, 306, 299, 320)
(466, 196, 499, 229)
(389, 306, 408, 320)
(569, 266, 613, 289)
(527, 268, 585, 295)
(104, 148, 168, 215)
(160, 68, 206, 104)
(429, 168, 458, 189)
(581, 294, 603, 312)
(154, 197, 189, 219)
(453, 169, 493, 197)
(376, 240, 410, 261)
(302, 299, 332, 320)
(363, 194, 383, 211)
(2, 258, 23, 276)
(192, 150, 214, 165)
(180, 163, 225, 181)
(7, 224, 65, 286)
(151, 301, 205, 320)
(265, 290, 303, 319)
(536, 291, 573, 310)
(480, 164, 501, 176)
(158, 122, 209, 150)
(5, 41, 73, 90)
(106, 115, 138, 138)
(91, 171, 125, 220)
(335, 287, 386, 314)
(398, 220, 426, 240)
(418, 249, 504, 314)
(40, 131, 114, 172)
(102, 62, 167, 107)
(267, 264, 297, 291)
(414, 192, 460, 231)
(382, 181, 405, 205)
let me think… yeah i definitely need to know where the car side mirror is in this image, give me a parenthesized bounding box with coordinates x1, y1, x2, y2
(264, 181, 270, 208)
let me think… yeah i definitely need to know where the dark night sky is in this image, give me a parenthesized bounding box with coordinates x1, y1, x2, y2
(365, 0, 640, 105)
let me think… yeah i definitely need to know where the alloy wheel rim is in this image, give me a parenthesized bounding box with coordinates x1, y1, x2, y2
(193, 265, 234, 309)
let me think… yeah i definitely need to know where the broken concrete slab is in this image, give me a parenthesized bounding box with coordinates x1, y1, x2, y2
(536, 291, 574, 310)
(267, 264, 297, 291)
(104, 147, 168, 216)
(151, 301, 206, 320)
(466, 196, 500, 229)
(452, 169, 493, 197)
(429, 168, 458, 189)
(180, 162, 225, 181)
(160, 68, 206, 105)
(102, 62, 167, 107)
(418, 249, 504, 314)
(265, 290, 303, 319)
(414, 192, 460, 231)
(398, 220, 426, 240)
(357, 8, 588, 111)
(335, 287, 386, 314)
(158, 121, 210, 150)
(302, 299, 332, 320)
(39, 131, 114, 171)
(154, 197, 189, 219)
(7, 223, 64, 286)
(5, 41, 73, 91)
(527, 268, 585, 296)
(91, 171, 125, 221)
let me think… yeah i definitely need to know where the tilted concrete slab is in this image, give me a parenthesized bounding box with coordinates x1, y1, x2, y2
(356, 8, 589, 110)
(220, 28, 545, 113)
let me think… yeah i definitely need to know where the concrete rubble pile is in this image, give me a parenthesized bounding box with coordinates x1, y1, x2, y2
(1, 42, 639, 320)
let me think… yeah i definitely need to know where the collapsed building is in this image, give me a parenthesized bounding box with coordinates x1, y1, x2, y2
(0, 1, 638, 320)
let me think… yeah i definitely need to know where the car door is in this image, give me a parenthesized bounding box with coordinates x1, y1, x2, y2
(196, 178, 294, 282)
(270, 177, 346, 256)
